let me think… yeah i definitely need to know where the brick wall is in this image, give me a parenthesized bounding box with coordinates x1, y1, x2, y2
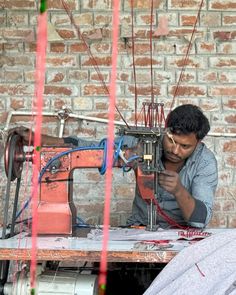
(0, 0, 236, 228)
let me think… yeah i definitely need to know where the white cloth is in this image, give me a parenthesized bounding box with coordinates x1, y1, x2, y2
(144, 229, 236, 295)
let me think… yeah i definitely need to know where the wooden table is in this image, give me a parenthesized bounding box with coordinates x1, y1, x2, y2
(0, 230, 183, 263)
(0, 228, 225, 263)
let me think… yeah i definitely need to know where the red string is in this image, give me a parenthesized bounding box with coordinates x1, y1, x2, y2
(149, 0, 154, 104)
(130, 0, 138, 126)
(168, 0, 204, 114)
(61, 0, 129, 129)
(98, 1, 120, 293)
(30, 11, 47, 291)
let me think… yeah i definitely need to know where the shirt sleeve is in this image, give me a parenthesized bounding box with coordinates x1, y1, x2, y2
(188, 154, 218, 228)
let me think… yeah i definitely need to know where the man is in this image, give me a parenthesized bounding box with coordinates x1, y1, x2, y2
(127, 104, 218, 229)
(10, 104, 218, 229)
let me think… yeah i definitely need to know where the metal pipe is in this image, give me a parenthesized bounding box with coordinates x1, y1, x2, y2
(2, 110, 236, 138)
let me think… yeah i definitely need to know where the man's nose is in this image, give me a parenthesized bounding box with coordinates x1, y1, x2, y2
(172, 144, 180, 154)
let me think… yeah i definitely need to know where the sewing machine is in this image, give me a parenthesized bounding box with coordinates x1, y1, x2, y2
(0, 102, 166, 293)
(3, 125, 163, 237)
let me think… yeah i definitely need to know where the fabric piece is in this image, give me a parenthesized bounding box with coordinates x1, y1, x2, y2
(143, 229, 236, 295)
(87, 228, 212, 242)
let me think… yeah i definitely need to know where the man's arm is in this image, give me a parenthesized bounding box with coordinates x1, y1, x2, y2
(158, 170, 196, 221)
(158, 158, 218, 228)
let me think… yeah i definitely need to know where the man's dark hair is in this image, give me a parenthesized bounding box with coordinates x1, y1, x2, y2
(166, 104, 210, 140)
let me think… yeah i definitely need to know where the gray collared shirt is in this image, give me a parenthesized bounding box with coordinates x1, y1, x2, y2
(127, 142, 218, 229)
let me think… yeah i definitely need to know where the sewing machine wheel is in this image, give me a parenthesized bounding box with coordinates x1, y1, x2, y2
(4, 132, 24, 181)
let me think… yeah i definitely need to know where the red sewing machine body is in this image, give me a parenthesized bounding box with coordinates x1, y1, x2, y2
(38, 147, 106, 235)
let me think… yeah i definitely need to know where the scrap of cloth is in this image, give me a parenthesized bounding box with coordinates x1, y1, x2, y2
(87, 228, 212, 241)
(143, 229, 236, 295)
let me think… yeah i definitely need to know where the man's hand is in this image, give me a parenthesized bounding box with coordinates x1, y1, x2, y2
(158, 170, 184, 195)
(158, 169, 196, 221)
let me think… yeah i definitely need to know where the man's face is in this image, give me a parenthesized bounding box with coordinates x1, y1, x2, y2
(162, 131, 199, 163)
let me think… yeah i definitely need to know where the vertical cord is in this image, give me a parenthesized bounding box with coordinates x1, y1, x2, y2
(168, 0, 205, 114)
(30, 2, 47, 293)
(130, 0, 138, 126)
(98, 1, 120, 294)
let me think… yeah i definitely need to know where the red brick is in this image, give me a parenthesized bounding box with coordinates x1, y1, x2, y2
(225, 114, 236, 124)
(56, 29, 76, 40)
(218, 43, 236, 54)
(218, 171, 233, 185)
(133, 57, 163, 67)
(210, 1, 236, 10)
(170, 0, 206, 9)
(3, 43, 24, 52)
(50, 42, 66, 53)
(82, 56, 112, 67)
(90, 43, 111, 53)
(154, 43, 175, 54)
(2, 28, 34, 41)
(69, 70, 89, 82)
(117, 72, 130, 82)
(168, 57, 205, 69)
(95, 100, 109, 110)
(94, 14, 112, 25)
(223, 15, 236, 25)
(222, 200, 235, 211)
(47, 72, 66, 83)
(125, 0, 163, 9)
(116, 98, 132, 110)
(2, 0, 36, 9)
(180, 15, 197, 26)
(82, 84, 109, 96)
(170, 85, 206, 97)
(44, 85, 76, 96)
(213, 31, 236, 41)
(136, 14, 154, 25)
(51, 98, 72, 110)
(47, 0, 77, 10)
(4, 70, 23, 81)
(198, 72, 217, 83)
(201, 12, 221, 27)
(0, 84, 33, 95)
(212, 57, 236, 68)
(69, 43, 88, 53)
(223, 99, 236, 110)
(208, 214, 227, 228)
(10, 97, 27, 109)
(223, 141, 236, 152)
(175, 44, 195, 55)
(90, 72, 109, 82)
(176, 71, 196, 82)
(46, 56, 76, 67)
(197, 42, 216, 53)
(169, 28, 204, 39)
(128, 85, 161, 96)
(210, 86, 236, 96)
(199, 100, 221, 111)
